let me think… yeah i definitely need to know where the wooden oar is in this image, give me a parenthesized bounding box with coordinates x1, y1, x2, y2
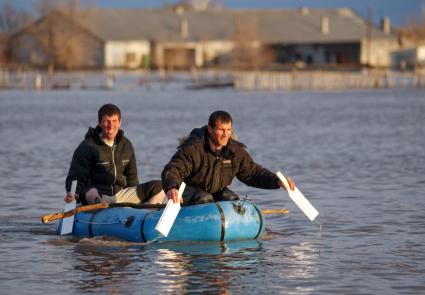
(42, 198, 288, 224)
(262, 209, 289, 215)
(41, 202, 166, 224)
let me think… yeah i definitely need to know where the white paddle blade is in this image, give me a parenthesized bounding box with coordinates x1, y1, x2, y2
(276, 171, 319, 222)
(60, 180, 77, 235)
(155, 182, 186, 237)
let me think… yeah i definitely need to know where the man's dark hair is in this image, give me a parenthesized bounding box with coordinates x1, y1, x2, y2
(208, 111, 232, 128)
(98, 104, 121, 121)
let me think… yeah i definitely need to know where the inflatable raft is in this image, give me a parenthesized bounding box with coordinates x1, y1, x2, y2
(59, 201, 265, 243)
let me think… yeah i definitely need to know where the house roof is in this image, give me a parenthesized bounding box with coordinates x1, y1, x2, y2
(73, 7, 394, 44)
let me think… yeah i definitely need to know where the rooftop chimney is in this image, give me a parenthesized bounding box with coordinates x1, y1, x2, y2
(381, 16, 390, 35)
(321, 16, 329, 35)
(180, 18, 189, 38)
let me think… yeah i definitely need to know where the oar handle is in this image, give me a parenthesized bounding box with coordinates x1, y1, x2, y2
(42, 203, 109, 223)
(41, 202, 166, 224)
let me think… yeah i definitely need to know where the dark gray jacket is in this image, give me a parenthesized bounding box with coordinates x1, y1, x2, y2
(161, 126, 280, 194)
(65, 126, 138, 202)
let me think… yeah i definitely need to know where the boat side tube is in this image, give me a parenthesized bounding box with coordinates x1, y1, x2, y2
(70, 201, 266, 243)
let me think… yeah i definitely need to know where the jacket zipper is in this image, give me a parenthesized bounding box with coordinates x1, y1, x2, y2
(210, 156, 222, 193)
(111, 145, 117, 195)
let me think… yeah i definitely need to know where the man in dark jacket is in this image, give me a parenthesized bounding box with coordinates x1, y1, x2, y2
(64, 104, 164, 205)
(162, 110, 294, 205)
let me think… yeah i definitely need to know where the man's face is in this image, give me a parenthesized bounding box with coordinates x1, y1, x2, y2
(207, 120, 232, 149)
(99, 114, 121, 141)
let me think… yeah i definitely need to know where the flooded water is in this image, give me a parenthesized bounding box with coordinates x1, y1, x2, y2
(1, 73, 424, 294)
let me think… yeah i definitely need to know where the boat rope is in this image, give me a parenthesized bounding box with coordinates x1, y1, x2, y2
(253, 204, 264, 239)
(242, 195, 251, 206)
(75, 218, 122, 226)
(215, 202, 226, 241)
(144, 236, 162, 245)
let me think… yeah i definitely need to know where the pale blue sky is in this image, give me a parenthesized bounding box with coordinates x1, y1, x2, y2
(2, 0, 424, 26)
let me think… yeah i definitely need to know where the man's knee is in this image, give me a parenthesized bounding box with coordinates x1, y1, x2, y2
(216, 188, 239, 202)
(181, 186, 214, 206)
(189, 192, 214, 205)
(137, 180, 163, 202)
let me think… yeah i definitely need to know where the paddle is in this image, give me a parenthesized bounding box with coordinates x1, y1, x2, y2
(42, 201, 285, 224)
(41, 202, 166, 224)
(262, 208, 289, 215)
(276, 171, 319, 221)
(60, 180, 77, 235)
(155, 182, 186, 237)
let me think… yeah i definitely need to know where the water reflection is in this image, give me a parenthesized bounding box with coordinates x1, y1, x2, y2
(69, 239, 136, 293)
(62, 238, 264, 294)
(278, 242, 320, 295)
(150, 240, 263, 294)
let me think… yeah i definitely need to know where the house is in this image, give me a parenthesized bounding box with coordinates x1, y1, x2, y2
(390, 46, 425, 70)
(8, 7, 403, 70)
(0, 33, 9, 64)
(9, 10, 104, 69)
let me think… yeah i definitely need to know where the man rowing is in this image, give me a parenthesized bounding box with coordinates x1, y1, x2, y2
(162, 110, 295, 205)
(64, 103, 165, 205)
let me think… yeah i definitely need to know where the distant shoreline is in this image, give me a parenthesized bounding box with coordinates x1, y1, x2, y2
(1, 67, 424, 91)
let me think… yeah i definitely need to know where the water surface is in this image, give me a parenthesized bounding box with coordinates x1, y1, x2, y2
(0, 75, 424, 294)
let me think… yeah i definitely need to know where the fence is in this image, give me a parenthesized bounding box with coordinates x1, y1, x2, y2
(2, 67, 425, 91)
(233, 70, 425, 91)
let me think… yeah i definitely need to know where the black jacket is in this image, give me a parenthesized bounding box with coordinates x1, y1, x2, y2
(161, 126, 280, 194)
(65, 126, 138, 201)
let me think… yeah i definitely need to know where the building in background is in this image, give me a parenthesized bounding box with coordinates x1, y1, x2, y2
(390, 46, 425, 70)
(7, 5, 406, 70)
(0, 33, 9, 63)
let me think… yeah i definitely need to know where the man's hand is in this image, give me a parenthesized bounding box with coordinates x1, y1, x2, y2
(166, 188, 183, 204)
(84, 188, 102, 204)
(64, 192, 79, 203)
(278, 176, 295, 191)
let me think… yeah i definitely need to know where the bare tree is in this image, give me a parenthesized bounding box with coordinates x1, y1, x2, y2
(399, 10, 425, 44)
(0, 1, 33, 33)
(28, 0, 89, 71)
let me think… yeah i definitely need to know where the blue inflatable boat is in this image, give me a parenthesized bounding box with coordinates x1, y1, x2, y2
(60, 201, 265, 243)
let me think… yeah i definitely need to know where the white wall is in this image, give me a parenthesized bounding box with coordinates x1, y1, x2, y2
(104, 41, 150, 68)
(361, 37, 401, 67)
(417, 46, 425, 64)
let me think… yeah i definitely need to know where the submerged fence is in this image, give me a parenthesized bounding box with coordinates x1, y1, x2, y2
(233, 70, 425, 91)
(1, 67, 425, 91)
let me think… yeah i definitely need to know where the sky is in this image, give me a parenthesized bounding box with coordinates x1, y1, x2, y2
(2, 0, 425, 27)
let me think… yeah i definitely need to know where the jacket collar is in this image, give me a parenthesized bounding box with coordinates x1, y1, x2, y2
(86, 125, 124, 145)
(182, 125, 245, 157)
